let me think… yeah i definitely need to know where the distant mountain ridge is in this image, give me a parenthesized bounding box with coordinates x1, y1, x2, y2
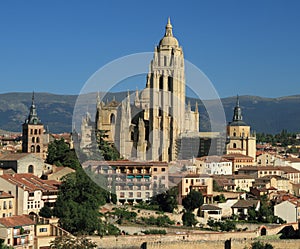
(0, 92, 299, 134)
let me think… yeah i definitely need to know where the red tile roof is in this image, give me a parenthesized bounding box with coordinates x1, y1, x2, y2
(0, 215, 35, 227)
(0, 173, 59, 192)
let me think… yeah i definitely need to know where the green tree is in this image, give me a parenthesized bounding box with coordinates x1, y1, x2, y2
(39, 205, 53, 218)
(46, 138, 80, 170)
(182, 190, 204, 212)
(0, 239, 14, 249)
(96, 129, 120, 161)
(50, 235, 97, 249)
(151, 187, 178, 213)
(250, 241, 273, 249)
(53, 169, 107, 234)
(182, 211, 197, 227)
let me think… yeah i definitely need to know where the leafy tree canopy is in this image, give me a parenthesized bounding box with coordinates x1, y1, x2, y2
(50, 235, 97, 249)
(53, 169, 108, 234)
(46, 138, 80, 170)
(96, 129, 120, 161)
(182, 190, 204, 212)
(151, 187, 178, 213)
(182, 211, 197, 227)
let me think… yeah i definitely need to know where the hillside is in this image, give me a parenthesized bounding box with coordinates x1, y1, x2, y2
(0, 92, 299, 134)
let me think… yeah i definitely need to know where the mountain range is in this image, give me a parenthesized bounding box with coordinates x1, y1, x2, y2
(0, 92, 299, 134)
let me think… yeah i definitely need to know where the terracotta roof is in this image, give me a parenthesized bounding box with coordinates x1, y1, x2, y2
(195, 156, 231, 163)
(231, 199, 259, 208)
(83, 160, 168, 167)
(0, 153, 30, 161)
(0, 173, 59, 192)
(0, 191, 13, 199)
(223, 153, 254, 160)
(200, 204, 222, 211)
(0, 215, 35, 227)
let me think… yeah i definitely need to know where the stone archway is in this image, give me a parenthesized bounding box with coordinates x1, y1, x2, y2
(260, 226, 267, 236)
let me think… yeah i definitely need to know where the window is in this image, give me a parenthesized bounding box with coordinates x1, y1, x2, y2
(28, 165, 34, 173)
(36, 145, 40, 153)
(30, 145, 35, 153)
(39, 228, 47, 233)
(153, 168, 157, 172)
(162, 168, 166, 172)
(168, 76, 173, 91)
(34, 129, 37, 135)
(32, 137, 35, 143)
(159, 76, 163, 90)
(233, 143, 237, 148)
(110, 114, 115, 124)
(36, 137, 40, 143)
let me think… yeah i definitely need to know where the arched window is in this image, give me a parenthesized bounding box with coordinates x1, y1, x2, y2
(30, 145, 35, 153)
(233, 143, 237, 149)
(36, 145, 40, 153)
(233, 132, 236, 137)
(28, 165, 34, 174)
(110, 114, 115, 124)
(36, 137, 40, 143)
(34, 129, 37, 135)
(32, 137, 35, 143)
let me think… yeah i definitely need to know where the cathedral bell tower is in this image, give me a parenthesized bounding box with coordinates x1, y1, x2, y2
(226, 96, 256, 159)
(141, 18, 193, 162)
(22, 93, 45, 159)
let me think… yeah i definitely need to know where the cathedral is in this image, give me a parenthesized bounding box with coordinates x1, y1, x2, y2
(81, 18, 199, 162)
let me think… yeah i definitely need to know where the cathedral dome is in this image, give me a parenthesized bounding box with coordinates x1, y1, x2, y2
(159, 36, 179, 47)
(159, 18, 179, 47)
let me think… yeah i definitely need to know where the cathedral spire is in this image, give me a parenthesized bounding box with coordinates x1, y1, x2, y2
(165, 17, 173, 37)
(134, 88, 140, 107)
(232, 95, 242, 122)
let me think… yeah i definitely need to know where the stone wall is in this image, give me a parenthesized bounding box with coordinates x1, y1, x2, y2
(146, 239, 300, 249)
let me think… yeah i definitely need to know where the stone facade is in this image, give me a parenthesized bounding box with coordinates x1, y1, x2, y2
(226, 96, 256, 159)
(82, 19, 199, 162)
(0, 153, 48, 177)
(22, 93, 46, 160)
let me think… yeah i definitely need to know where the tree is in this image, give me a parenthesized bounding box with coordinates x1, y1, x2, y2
(250, 241, 273, 249)
(96, 129, 120, 161)
(53, 169, 107, 234)
(182, 211, 197, 227)
(151, 187, 178, 213)
(46, 138, 80, 170)
(39, 205, 53, 218)
(0, 239, 13, 249)
(182, 190, 204, 212)
(50, 235, 97, 249)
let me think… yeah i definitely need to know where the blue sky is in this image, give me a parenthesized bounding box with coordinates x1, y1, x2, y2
(0, 0, 299, 98)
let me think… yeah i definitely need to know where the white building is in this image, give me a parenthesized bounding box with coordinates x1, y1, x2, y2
(0, 174, 59, 215)
(274, 200, 300, 223)
(193, 156, 232, 175)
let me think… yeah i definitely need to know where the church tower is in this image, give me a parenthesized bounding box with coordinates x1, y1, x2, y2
(140, 17, 198, 161)
(22, 93, 45, 159)
(226, 96, 256, 159)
